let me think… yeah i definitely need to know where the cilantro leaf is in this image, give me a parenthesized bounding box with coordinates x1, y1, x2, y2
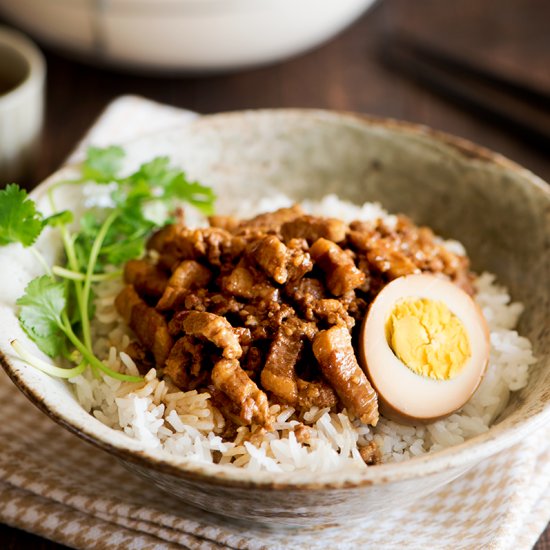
(131, 157, 177, 189)
(16, 275, 67, 357)
(118, 156, 216, 215)
(112, 177, 152, 207)
(0, 184, 45, 246)
(82, 146, 124, 183)
(105, 238, 145, 265)
(165, 174, 216, 215)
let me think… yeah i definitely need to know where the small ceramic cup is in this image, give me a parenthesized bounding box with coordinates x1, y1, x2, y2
(0, 26, 45, 184)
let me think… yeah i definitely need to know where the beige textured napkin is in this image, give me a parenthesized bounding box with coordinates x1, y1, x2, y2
(1, 95, 548, 550)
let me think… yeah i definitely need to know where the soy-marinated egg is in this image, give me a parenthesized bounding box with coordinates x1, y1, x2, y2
(359, 274, 489, 424)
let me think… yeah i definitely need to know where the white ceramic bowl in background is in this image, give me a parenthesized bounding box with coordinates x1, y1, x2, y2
(0, 26, 45, 183)
(0, 0, 377, 73)
(1, 110, 549, 528)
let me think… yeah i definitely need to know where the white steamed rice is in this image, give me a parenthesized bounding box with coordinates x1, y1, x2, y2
(69, 195, 537, 472)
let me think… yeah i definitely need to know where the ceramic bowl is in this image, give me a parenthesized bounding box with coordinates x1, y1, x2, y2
(0, 0, 377, 73)
(0, 110, 549, 528)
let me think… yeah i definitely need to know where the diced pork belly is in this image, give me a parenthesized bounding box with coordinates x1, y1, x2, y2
(310, 238, 366, 296)
(236, 204, 304, 234)
(146, 224, 192, 271)
(247, 235, 290, 284)
(281, 215, 347, 244)
(156, 260, 212, 311)
(212, 359, 271, 428)
(246, 235, 313, 285)
(188, 227, 246, 266)
(115, 285, 173, 366)
(221, 260, 279, 302)
(169, 311, 242, 360)
(261, 327, 302, 406)
(311, 299, 355, 330)
(312, 326, 379, 426)
(124, 259, 169, 300)
(261, 319, 335, 410)
(366, 239, 421, 279)
(164, 335, 209, 391)
(147, 224, 245, 268)
(286, 277, 326, 305)
(208, 214, 239, 232)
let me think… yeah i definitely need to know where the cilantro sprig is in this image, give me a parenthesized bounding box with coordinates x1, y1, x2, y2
(0, 184, 43, 246)
(3, 145, 216, 382)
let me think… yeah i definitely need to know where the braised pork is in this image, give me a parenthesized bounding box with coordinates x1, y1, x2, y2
(281, 215, 347, 244)
(156, 260, 212, 311)
(169, 311, 242, 360)
(310, 238, 366, 296)
(124, 259, 169, 300)
(117, 204, 473, 433)
(312, 326, 379, 426)
(115, 285, 172, 366)
(211, 359, 271, 428)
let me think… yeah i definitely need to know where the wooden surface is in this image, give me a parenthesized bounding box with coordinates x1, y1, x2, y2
(1, 0, 549, 547)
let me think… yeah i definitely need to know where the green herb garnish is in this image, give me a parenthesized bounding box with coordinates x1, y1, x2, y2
(16, 275, 68, 358)
(0, 184, 50, 246)
(3, 146, 216, 381)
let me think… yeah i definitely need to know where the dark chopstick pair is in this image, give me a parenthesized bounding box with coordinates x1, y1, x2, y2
(380, 34, 550, 153)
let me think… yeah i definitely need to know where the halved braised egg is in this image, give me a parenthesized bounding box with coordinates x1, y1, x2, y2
(359, 274, 489, 424)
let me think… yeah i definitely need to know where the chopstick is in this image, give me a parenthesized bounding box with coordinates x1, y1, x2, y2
(380, 34, 550, 152)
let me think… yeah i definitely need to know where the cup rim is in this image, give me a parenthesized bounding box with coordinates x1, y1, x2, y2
(0, 25, 45, 111)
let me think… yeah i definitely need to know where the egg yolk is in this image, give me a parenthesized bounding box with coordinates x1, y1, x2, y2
(385, 298, 471, 380)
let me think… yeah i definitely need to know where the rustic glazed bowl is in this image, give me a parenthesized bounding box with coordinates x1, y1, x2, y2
(1, 110, 549, 528)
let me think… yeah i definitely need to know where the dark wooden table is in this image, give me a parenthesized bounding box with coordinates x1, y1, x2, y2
(1, 0, 549, 547)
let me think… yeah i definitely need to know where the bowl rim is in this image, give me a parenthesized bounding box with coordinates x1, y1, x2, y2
(105, 0, 374, 17)
(29, 0, 375, 16)
(1, 108, 549, 491)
